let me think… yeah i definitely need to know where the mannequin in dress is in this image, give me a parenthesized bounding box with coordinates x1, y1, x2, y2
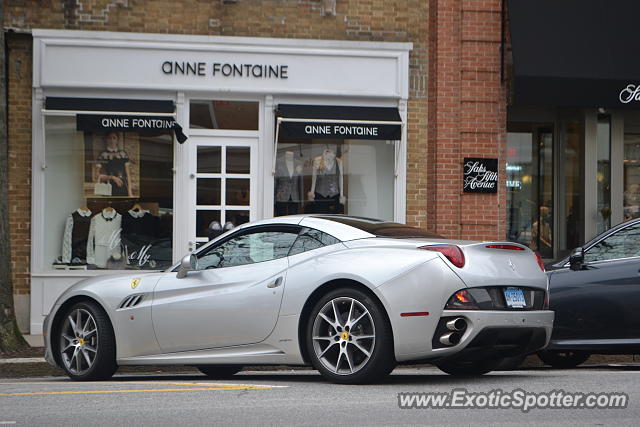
(274, 150, 304, 216)
(308, 146, 345, 214)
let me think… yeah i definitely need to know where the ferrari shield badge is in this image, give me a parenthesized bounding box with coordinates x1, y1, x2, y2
(131, 278, 141, 289)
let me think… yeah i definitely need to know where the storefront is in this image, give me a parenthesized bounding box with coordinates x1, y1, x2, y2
(506, 0, 640, 259)
(28, 30, 411, 333)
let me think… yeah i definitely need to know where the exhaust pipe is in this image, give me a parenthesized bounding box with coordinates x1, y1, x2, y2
(439, 332, 461, 346)
(446, 317, 467, 331)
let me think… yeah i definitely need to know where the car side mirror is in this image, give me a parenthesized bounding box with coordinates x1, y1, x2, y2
(569, 247, 584, 271)
(177, 253, 198, 279)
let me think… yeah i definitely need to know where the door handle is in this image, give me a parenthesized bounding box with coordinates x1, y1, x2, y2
(267, 277, 283, 288)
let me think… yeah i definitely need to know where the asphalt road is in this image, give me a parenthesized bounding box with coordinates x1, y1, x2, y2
(1, 366, 639, 426)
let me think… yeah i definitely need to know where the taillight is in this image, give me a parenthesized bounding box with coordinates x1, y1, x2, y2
(420, 245, 465, 268)
(445, 290, 479, 310)
(534, 251, 545, 271)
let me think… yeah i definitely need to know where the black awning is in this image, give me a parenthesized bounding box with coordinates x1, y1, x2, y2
(276, 104, 402, 140)
(45, 97, 187, 143)
(508, 0, 640, 108)
(45, 97, 175, 113)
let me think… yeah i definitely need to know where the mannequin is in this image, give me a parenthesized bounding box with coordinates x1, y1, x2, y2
(308, 146, 345, 214)
(61, 207, 93, 264)
(87, 207, 122, 268)
(274, 150, 304, 216)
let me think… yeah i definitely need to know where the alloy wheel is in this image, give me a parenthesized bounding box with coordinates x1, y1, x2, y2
(311, 297, 376, 375)
(59, 308, 99, 376)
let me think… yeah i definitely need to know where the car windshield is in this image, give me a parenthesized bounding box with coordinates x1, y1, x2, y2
(313, 215, 443, 239)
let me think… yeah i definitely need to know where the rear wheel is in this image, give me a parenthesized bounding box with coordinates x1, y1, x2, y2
(495, 354, 528, 370)
(197, 366, 243, 379)
(436, 358, 503, 376)
(537, 350, 590, 368)
(305, 288, 395, 384)
(57, 301, 117, 381)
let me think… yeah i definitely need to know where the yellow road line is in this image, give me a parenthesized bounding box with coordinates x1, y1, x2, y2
(0, 381, 262, 387)
(0, 385, 272, 397)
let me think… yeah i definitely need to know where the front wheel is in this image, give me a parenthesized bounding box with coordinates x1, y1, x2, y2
(436, 358, 503, 376)
(57, 301, 117, 381)
(196, 366, 243, 379)
(306, 288, 395, 384)
(537, 350, 590, 368)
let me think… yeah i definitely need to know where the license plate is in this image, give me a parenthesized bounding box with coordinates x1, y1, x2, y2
(503, 287, 526, 308)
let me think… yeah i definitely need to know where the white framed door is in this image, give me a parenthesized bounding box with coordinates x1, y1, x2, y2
(188, 134, 259, 250)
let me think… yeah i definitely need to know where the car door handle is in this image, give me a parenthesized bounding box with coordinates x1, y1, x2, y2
(267, 277, 283, 288)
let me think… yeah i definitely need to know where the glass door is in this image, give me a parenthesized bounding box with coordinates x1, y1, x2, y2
(190, 136, 257, 249)
(506, 123, 554, 259)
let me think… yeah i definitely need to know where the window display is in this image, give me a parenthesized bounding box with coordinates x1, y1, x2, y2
(45, 116, 174, 271)
(274, 139, 395, 220)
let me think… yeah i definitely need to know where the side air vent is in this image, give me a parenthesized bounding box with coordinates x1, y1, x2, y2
(118, 294, 144, 310)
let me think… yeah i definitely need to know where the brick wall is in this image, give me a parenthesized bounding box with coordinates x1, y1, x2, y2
(3, 0, 431, 298)
(427, 0, 507, 240)
(6, 34, 32, 296)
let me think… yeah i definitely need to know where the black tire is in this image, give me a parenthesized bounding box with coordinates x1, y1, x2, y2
(57, 301, 117, 381)
(196, 366, 243, 379)
(436, 358, 503, 376)
(495, 354, 528, 371)
(537, 350, 590, 369)
(305, 287, 395, 384)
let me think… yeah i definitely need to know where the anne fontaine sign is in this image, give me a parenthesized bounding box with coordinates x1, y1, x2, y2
(161, 60, 289, 79)
(463, 158, 498, 193)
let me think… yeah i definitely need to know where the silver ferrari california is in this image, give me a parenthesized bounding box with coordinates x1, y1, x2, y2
(44, 215, 554, 384)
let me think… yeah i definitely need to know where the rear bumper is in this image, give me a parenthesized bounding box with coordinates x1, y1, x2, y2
(398, 310, 554, 362)
(432, 310, 554, 361)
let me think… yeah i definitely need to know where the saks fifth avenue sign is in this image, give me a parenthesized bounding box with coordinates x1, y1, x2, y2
(161, 61, 289, 79)
(463, 158, 498, 193)
(619, 84, 640, 104)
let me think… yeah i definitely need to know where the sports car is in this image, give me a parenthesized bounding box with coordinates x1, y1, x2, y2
(44, 215, 554, 384)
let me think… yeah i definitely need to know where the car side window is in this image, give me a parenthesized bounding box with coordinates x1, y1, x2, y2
(584, 223, 640, 263)
(288, 227, 340, 256)
(198, 227, 299, 269)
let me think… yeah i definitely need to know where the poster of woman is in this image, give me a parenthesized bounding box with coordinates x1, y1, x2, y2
(84, 131, 140, 198)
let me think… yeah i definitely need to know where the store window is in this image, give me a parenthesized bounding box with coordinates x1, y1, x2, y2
(45, 116, 174, 271)
(624, 133, 640, 220)
(506, 123, 554, 259)
(273, 104, 401, 221)
(274, 140, 395, 220)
